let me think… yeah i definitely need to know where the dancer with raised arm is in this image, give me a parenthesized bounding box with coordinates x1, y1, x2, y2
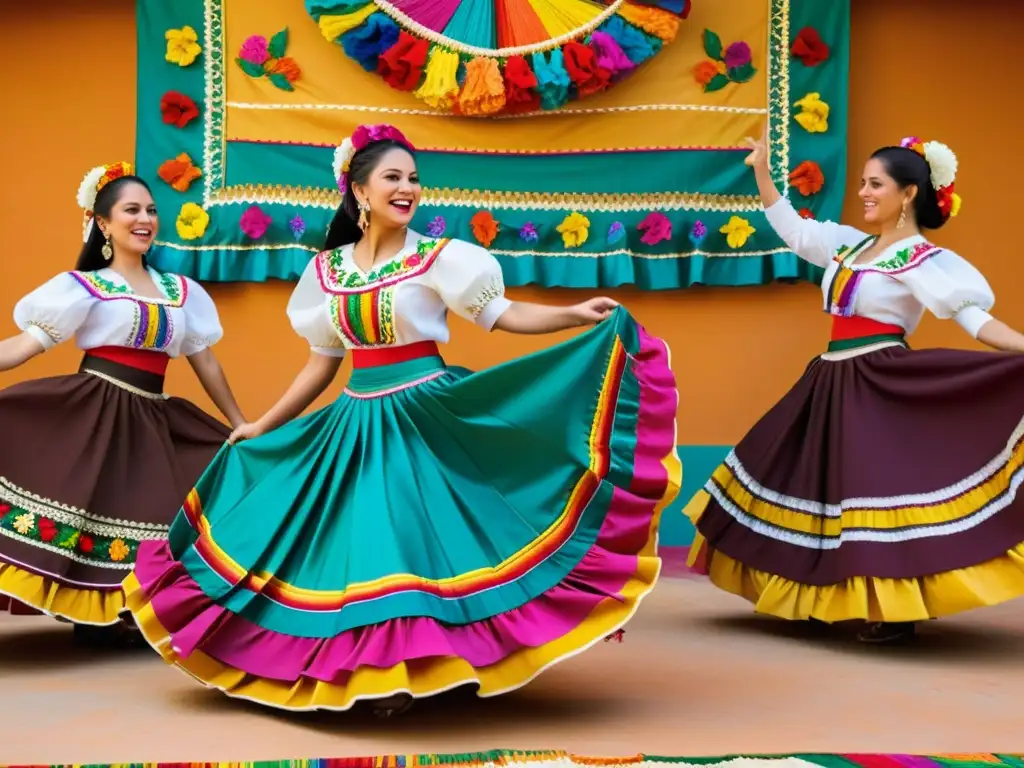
(686, 129, 1024, 644)
(0, 163, 244, 647)
(124, 124, 680, 713)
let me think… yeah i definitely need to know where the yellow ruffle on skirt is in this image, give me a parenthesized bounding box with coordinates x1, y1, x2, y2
(0, 561, 125, 625)
(686, 490, 1024, 623)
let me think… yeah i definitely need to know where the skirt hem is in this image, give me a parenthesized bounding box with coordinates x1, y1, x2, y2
(0, 561, 125, 625)
(686, 490, 1024, 623)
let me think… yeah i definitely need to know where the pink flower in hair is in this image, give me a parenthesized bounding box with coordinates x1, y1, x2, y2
(351, 123, 415, 153)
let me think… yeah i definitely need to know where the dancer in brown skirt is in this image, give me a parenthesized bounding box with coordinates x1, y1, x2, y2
(685, 130, 1024, 644)
(0, 162, 244, 646)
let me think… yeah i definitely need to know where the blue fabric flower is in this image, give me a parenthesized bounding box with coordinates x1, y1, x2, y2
(340, 13, 399, 72)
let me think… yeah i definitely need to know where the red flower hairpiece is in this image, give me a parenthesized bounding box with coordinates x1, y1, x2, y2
(333, 124, 416, 189)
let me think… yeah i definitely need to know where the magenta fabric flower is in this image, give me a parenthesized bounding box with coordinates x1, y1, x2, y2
(724, 41, 752, 70)
(239, 35, 270, 65)
(240, 205, 272, 239)
(637, 212, 672, 245)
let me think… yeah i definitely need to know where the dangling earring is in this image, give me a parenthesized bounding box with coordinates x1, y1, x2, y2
(101, 234, 113, 261)
(896, 202, 907, 230)
(357, 200, 370, 232)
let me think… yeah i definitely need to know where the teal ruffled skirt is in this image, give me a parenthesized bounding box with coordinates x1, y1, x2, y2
(125, 308, 680, 710)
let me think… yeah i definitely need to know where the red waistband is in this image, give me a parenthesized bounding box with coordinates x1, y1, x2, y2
(350, 341, 441, 369)
(88, 346, 170, 376)
(830, 316, 905, 341)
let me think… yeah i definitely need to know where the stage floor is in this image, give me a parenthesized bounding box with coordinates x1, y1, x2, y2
(2, 575, 1022, 764)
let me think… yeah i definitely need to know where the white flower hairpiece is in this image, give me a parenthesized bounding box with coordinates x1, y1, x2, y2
(332, 137, 355, 189)
(76, 165, 108, 213)
(922, 140, 957, 190)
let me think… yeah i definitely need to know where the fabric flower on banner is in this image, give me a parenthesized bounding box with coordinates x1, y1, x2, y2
(607, 221, 626, 245)
(798, 207, 816, 220)
(471, 211, 499, 248)
(791, 27, 830, 67)
(426, 216, 446, 238)
(157, 153, 202, 192)
(377, 31, 429, 92)
(689, 220, 708, 248)
(695, 29, 756, 92)
(720, 216, 755, 248)
(160, 91, 200, 128)
(165, 26, 202, 67)
(519, 222, 539, 244)
(557, 212, 590, 248)
(289, 214, 306, 239)
(235, 28, 301, 91)
(239, 35, 270, 66)
(794, 93, 830, 133)
(788, 160, 825, 196)
(240, 205, 273, 239)
(176, 203, 210, 240)
(637, 212, 672, 245)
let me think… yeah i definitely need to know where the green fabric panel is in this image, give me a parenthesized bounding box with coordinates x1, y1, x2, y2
(224, 140, 757, 197)
(137, 0, 850, 288)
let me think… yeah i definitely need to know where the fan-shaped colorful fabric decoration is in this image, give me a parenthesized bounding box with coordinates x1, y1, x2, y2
(306, 0, 691, 116)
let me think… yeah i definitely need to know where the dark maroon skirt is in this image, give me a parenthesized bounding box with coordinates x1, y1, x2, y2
(694, 343, 1024, 586)
(0, 353, 228, 617)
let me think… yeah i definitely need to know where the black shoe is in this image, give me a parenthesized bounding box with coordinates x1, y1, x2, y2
(856, 621, 916, 644)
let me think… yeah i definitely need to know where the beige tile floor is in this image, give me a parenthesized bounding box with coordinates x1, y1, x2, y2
(2, 575, 1022, 765)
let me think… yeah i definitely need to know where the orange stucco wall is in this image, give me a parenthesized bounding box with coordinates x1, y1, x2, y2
(2, 0, 1020, 444)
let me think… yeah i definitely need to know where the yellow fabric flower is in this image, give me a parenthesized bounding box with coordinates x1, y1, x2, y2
(720, 216, 755, 248)
(794, 92, 830, 133)
(108, 538, 130, 562)
(12, 512, 35, 535)
(165, 26, 202, 67)
(557, 212, 590, 248)
(950, 193, 962, 217)
(177, 202, 210, 240)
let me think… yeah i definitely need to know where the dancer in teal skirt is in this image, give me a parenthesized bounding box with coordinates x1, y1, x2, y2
(124, 124, 680, 715)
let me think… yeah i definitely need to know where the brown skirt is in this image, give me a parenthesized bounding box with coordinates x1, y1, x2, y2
(0, 355, 228, 623)
(687, 344, 1024, 622)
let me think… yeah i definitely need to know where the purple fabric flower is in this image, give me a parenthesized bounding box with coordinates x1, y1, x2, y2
(289, 214, 305, 239)
(240, 205, 272, 239)
(607, 221, 625, 244)
(519, 222, 539, 243)
(689, 220, 708, 247)
(724, 41, 752, 70)
(239, 35, 270, 66)
(589, 32, 635, 78)
(426, 216, 446, 238)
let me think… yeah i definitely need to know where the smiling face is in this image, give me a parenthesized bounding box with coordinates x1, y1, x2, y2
(96, 181, 158, 256)
(858, 157, 915, 228)
(352, 147, 420, 231)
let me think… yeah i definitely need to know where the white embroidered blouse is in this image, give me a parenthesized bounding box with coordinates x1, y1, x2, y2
(12, 267, 223, 357)
(765, 199, 995, 338)
(287, 231, 513, 356)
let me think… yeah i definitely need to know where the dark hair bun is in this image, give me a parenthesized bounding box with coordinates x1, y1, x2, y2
(869, 146, 947, 230)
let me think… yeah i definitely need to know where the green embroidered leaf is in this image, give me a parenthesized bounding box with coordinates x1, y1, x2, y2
(703, 29, 723, 60)
(58, 530, 80, 549)
(704, 74, 730, 93)
(728, 62, 757, 83)
(268, 27, 289, 59)
(235, 57, 266, 78)
(268, 73, 295, 91)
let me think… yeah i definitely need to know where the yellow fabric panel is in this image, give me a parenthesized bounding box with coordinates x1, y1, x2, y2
(223, 0, 769, 152)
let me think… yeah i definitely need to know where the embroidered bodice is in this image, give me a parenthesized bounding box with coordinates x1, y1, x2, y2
(288, 231, 512, 355)
(764, 199, 995, 338)
(13, 267, 223, 357)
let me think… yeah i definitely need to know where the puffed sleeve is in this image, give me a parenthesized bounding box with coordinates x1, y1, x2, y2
(285, 255, 346, 357)
(430, 239, 512, 330)
(899, 249, 995, 339)
(764, 198, 869, 268)
(12, 272, 93, 350)
(179, 278, 225, 356)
